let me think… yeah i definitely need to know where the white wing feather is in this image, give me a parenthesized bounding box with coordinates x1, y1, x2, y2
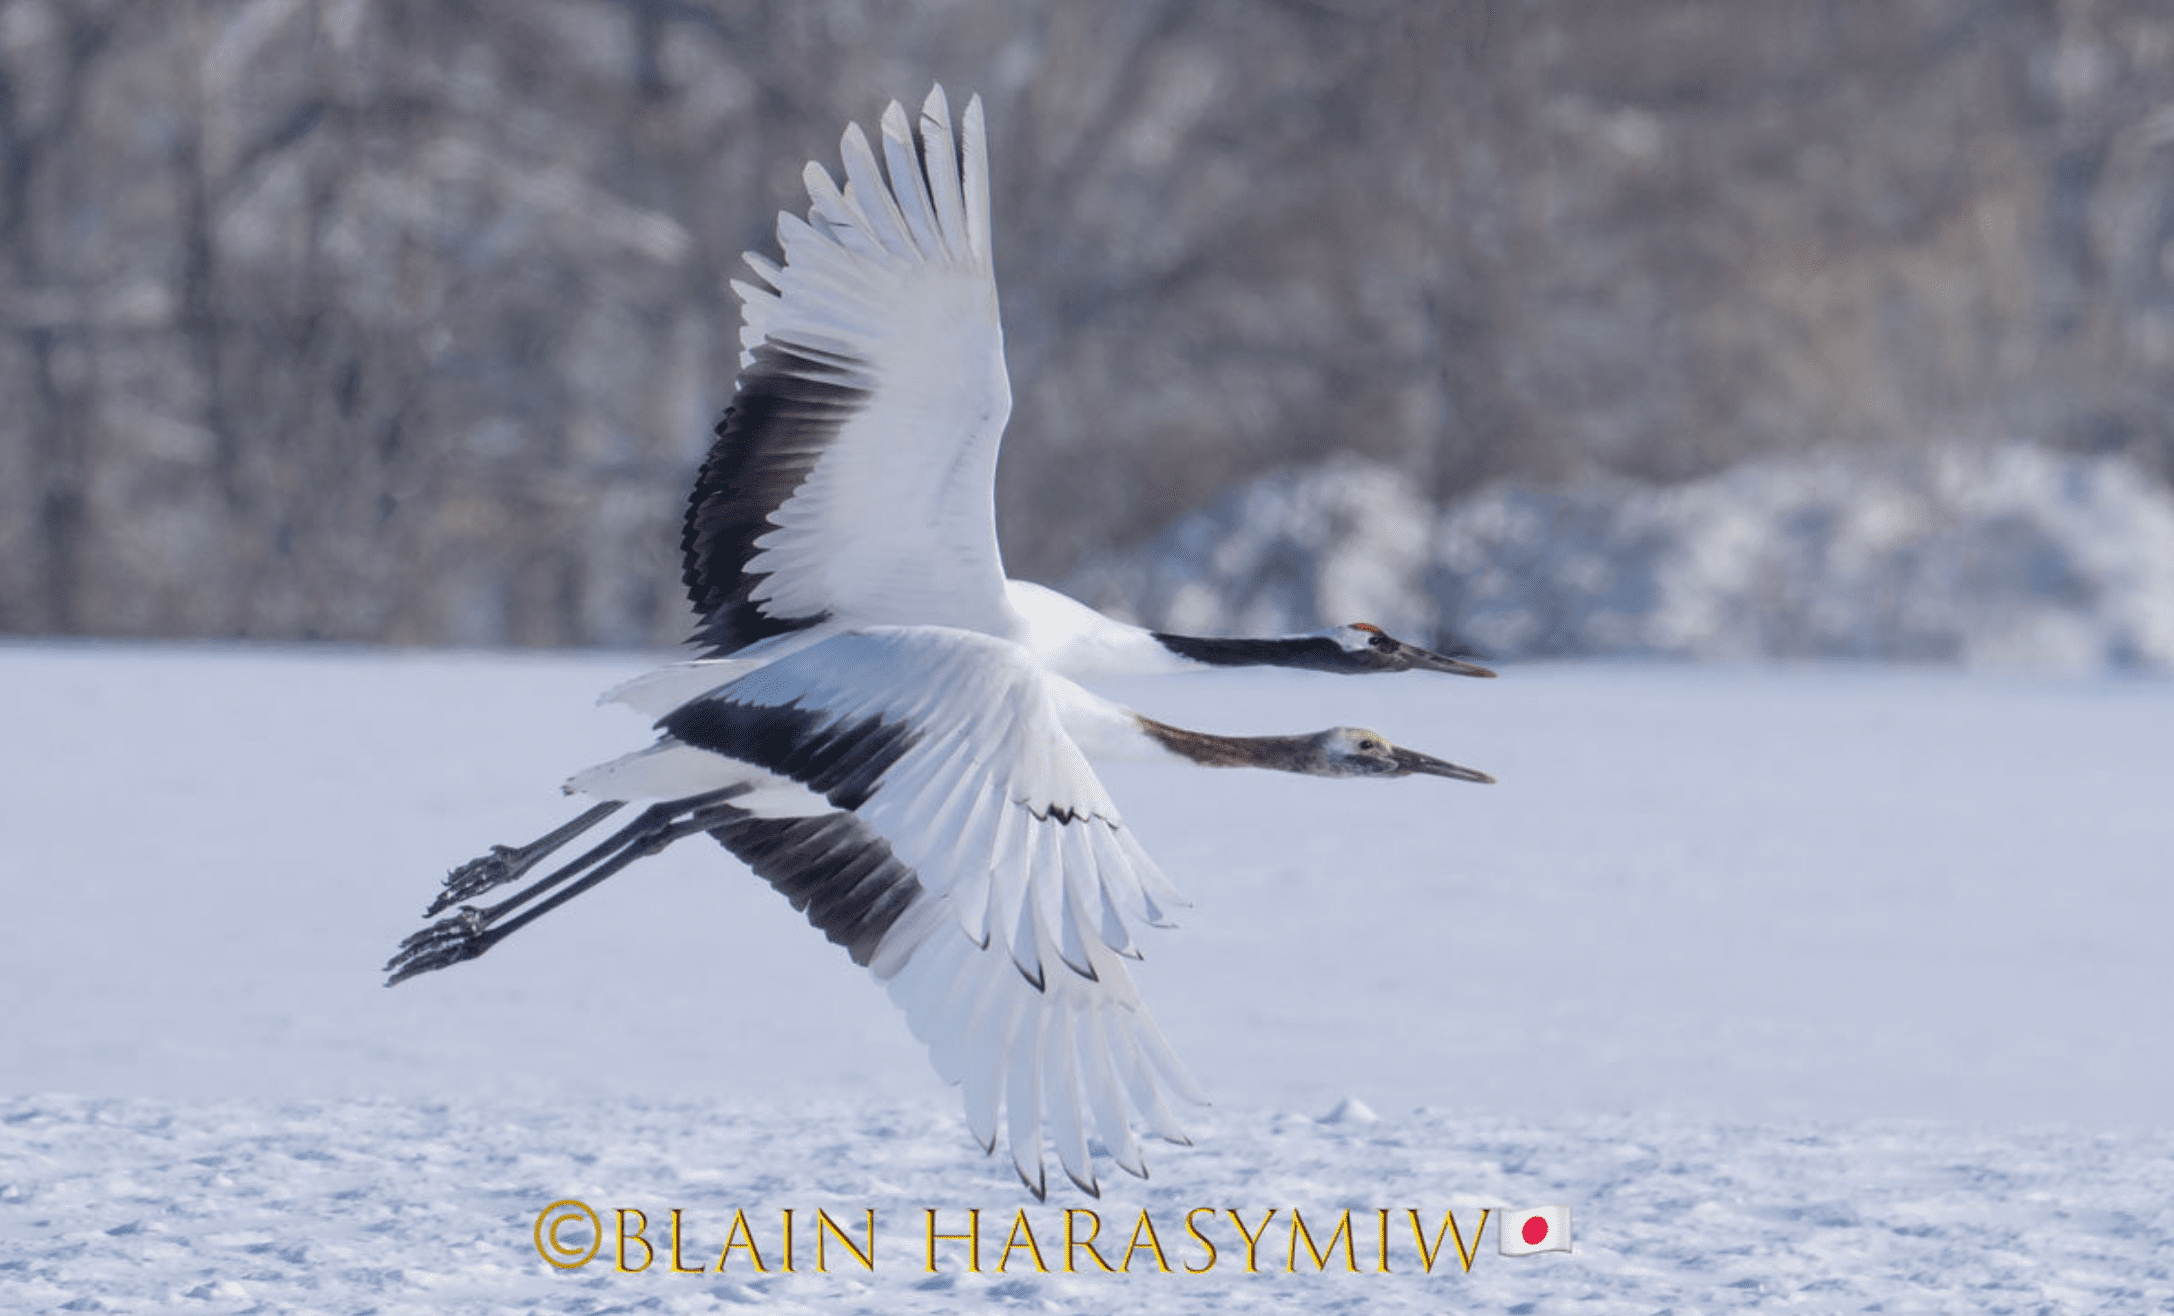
(568, 626, 1205, 1195)
(602, 89, 1214, 1193)
(697, 86, 1018, 644)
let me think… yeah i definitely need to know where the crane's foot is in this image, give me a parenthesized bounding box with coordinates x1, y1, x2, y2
(386, 789, 750, 988)
(385, 907, 490, 985)
(422, 801, 626, 916)
(429, 848, 522, 914)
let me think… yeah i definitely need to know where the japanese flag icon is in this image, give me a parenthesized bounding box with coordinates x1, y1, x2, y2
(1498, 1205, 1572, 1256)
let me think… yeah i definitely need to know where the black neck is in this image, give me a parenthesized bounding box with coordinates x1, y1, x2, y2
(1152, 631, 1349, 673)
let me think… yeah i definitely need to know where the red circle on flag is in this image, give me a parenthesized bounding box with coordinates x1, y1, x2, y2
(1521, 1216, 1549, 1246)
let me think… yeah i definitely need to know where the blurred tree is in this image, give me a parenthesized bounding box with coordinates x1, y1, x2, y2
(1, 0, 2168, 645)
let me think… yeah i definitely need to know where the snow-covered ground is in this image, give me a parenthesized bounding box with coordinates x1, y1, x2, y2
(4, 642, 2171, 1311)
(1074, 441, 2174, 671)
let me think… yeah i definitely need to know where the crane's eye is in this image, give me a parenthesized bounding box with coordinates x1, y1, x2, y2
(1357, 738, 1382, 752)
(1368, 632, 1395, 650)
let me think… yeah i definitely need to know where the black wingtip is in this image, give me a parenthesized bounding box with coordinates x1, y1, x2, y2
(1009, 952, 1046, 994)
(1016, 1162, 1048, 1202)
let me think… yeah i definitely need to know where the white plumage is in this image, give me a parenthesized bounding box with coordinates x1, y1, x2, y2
(699, 91, 1015, 645)
(569, 625, 1206, 1195)
(390, 87, 1494, 1200)
(675, 87, 1496, 680)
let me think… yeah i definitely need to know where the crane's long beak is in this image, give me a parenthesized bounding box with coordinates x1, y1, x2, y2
(1399, 642, 1497, 678)
(1392, 745, 1495, 783)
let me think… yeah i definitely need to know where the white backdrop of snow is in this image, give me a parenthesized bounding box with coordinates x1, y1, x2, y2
(3, 642, 2170, 1312)
(1071, 441, 2174, 670)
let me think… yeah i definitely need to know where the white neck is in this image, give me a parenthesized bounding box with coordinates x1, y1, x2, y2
(1003, 579, 1200, 679)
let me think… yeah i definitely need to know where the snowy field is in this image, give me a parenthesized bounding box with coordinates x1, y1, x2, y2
(4, 642, 2172, 1312)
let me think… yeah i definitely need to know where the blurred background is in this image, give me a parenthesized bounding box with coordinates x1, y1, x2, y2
(4, 0, 2172, 665)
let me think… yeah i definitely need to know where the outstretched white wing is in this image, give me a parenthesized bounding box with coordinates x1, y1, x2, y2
(682, 87, 1017, 656)
(567, 626, 1204, 1196)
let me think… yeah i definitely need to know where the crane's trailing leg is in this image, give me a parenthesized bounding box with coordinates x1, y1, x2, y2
(428, 801, 627, 914)
(386, 787, 750, 986)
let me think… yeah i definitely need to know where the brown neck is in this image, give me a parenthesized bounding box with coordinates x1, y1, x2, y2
(1136, 716, 1317, 772)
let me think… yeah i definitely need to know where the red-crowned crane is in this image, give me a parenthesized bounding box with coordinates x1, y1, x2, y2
(389, 87, 1495, 1199)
